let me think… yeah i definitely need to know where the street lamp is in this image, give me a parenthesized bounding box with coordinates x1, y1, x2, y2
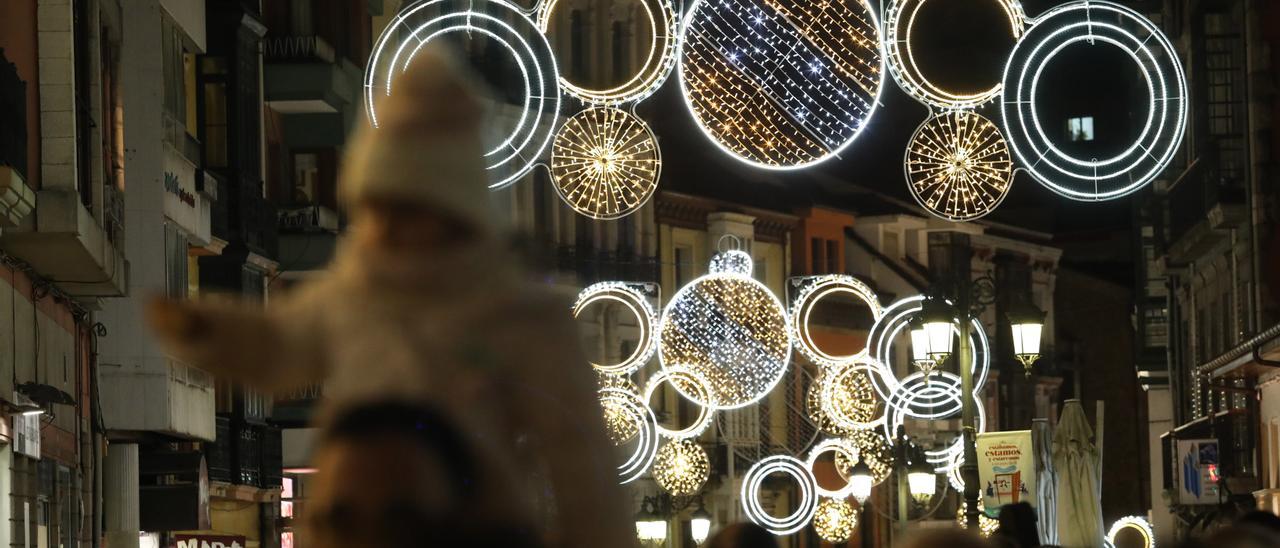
(848, 459, 874, 504)
(690, 503, 712, 545)
(909, 318, 938, 379)
(1007, 300, 1046, 376)
(907, 457, 936, 504)
(918, 297, 957, 365)
(634, 499, 667, 545)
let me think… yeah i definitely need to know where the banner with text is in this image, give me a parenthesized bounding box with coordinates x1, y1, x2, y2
(977, 430, 1036, 511)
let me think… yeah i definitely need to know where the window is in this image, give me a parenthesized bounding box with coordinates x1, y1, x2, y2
(810, 238, 823, 273)
(202, 58, 229, 168)
(1066, 117, 1094, 142)
(675, 246, 693, 286)
(183, 52, 198, 136)
(164, 225, 189, 300)
(292, 152, 319, 204)
(825, 240, 838, 273)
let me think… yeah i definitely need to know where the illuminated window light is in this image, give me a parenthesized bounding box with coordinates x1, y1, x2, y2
(999, 0, 1187, 201)
(537, 0, 678, 105)
(678, 0, 885, 169)
(364, 0, 560, 189)
(741, 455, 819, 535)
(905, 111, 1014, 222)
(551, 107, 661, 220)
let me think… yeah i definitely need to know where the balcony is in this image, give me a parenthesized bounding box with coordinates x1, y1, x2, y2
(99, 359, 216, 440)
(1166, 155, 1248, 264)
(205, 415, 283, 489)
(277, 206, 339, 273)
(208, 174, 278, 259)
(0, 187, 129, 297)
(264, 35, 359, 118)
(271, 383, 322, 427)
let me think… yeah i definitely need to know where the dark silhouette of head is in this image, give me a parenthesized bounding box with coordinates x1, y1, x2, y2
(994, 502, 1041, 547)
(705, 522, 780, 548)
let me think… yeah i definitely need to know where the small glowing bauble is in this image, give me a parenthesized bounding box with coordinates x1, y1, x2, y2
(364, 0, 559, 188)
(835, 429, 892, 486)
(679, 0, 884, 169)
(643, 366, 716, 440)
(818, 362, 886, 432)
(789, 275, 883, 368)
(1000, 0, 1187, 201)
(812, 498, 857, 543)
(598, 387, 658, 484)
(709, 249, 753, 275)
(551, 108, 661, 220)
(905, 111, 1013, 222)
(883, 0, 1026, 109)
(957, 501, 999, 537)
(741, 455, 819, 536)
(659, 255, 791, 409)
(598, 378, 641, 445)
(1107, 515, 1155, 548)
(574, 282, 658, 375)
(537, 0, 678, 104)
(653, 440, 711, 496)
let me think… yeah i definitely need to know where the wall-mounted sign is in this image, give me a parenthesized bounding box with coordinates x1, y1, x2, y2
(174, 534, 246, 548)
(12, 391, 39, 459)
(1177, 438, 1221, 505)
(977, 430, 1036, 511)
(163, 147, 211, 245)
(164, 171, 196, 208)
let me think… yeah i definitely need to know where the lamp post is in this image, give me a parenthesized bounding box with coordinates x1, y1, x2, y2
(635, 494, 710, 546)
(690, 503, 712, 545)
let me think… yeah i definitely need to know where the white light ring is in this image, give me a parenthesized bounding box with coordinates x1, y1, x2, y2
(819, 360, 891, 431)
(364, 0, 560, 189)
(599, 387, 659, 484)
(999, 0, 1187, 201)
(550, 107, 662, 220)
(1107, 516, 1155, 548)
(884, 0, 1026, 109)
(805, 438, 860, 499)
(741, 455, 819, 535)
(676, 0, 886, 170)
(643, 366, 716, 440)
(573, 282, 658, 376)
(882, 376, 986, 474)
(866, 295, 991, 399)
(903, 111, 1014, 222)
(789, 275, 884, 368)
(537, 0, 679, 104)
(659, 272, 792, 410)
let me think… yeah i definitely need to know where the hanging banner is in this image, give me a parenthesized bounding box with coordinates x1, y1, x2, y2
(977, 430, 1036, 511)
(1176, 438, 1221, 505)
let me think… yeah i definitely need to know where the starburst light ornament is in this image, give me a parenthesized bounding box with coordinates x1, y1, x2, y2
(812, 498, 857, 543)
(597, 376, 642, 445)
(679, 0, 884, 169)
(659, 250, 791, 409)
(653, 440, 711, 496)
(551, 107, 661, 220)
(905, 111, 1013, 222)
(957, 501, 999, 537)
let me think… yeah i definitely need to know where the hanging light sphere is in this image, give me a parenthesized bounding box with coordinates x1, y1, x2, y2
(836, 429, 893, 486)
(653, 440, 711, 496)
(812, 498, 858, 543)
(597, 375, 641, 445)
(956, 501, 999, 537)
(905, 111, 1014, 222)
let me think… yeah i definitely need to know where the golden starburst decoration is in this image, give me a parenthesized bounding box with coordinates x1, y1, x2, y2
(652, 440, 710, 496)
(813, 498, 858, 543)
(551, 107, 660, 220)
(905, 111, 1013, 222)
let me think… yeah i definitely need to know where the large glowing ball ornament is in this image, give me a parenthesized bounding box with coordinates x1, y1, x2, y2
(551, 107, 661, 220)
(659, 251, 791, 409)
(1000, 0, 1187, 201)
(741, 455, 819, 535)
(883, 0, 1026, 109)
(812, 498, 857, 543)
(537, 0, 678, 105)
(652, 440, 711, 496)
(905, 111, 1013, 222)
(364, 0, 560, 189)
(678, 0, 884, 169)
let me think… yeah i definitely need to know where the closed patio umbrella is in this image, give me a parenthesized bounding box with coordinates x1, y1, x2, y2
(1033, 418, 1058, 546)
(1053, 400, 1103, 548)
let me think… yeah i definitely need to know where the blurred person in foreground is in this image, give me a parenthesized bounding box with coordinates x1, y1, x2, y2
(992, 502, 1041, 548)
(897, 529, 995, 548)
(145, 45, 634, 548)
(703, 523, 779, 548)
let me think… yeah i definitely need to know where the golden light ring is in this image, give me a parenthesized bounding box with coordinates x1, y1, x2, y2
(537, 0, 678, 104)
(573, 282, 658, 375)
(551, 107, 661, 220)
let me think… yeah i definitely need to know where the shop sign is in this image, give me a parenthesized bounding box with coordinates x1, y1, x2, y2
(976, 430, 1036, 510)
(1177, 438, 1221, 505)
(163, 147, 203, 237)
(174, 534, 246, 548)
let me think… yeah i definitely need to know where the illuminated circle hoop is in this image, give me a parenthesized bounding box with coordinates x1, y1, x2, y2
(643, 366, 716, 439)
(364, 0, 560, 189)
(905, 111, 1014, 222)
(1000, 0, 1187, 201)
(573, 282, 658, 376)
(1107, 516, 1155, 548)
(805, 438, 860, 499)
(882, 373, 988, 474)
(741, 455, 819, 535)
(789, 275, 884, 368)
(599, 387, 659, 484)
(884, 0, 1026, 109)
(866, 295, 991, 400)
(551, 107, 661, 220)
(678, 0, 884, 169)
(537, 0, 678, 104)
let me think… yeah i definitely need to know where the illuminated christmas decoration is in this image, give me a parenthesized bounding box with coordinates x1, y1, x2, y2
(866, 295, 991, 404)
(551, 107, 661, 220)
(819, 361, 887, 432)
(957, 501, 999, 537)
(883, 0, 1026, 109)
(364, 0, 560, 189)
(599, 387, 659, 484)
(812, 498, 857, 543)
(598, 377, 641, 444)
(573, 282, 658, 376)
(806, 369, 852, 436)
(678, 0, 884, 169)
(835, 429, 892, 486)
(741, 455, 819, 535)
(537, 0, 678, 104)
(789, 275, 884, 368)
(709, 249, 753, 275)
(652, 440, 711, 496)
(905, 111, 1013, 222)
(806, 438, 860, 499)
(1107, 516, 1155, 548)
(882, 372, 988, 473)
(643, 366, 716, 440)
(1000, 0, 1187, 201)
(659, 253, 791, 409)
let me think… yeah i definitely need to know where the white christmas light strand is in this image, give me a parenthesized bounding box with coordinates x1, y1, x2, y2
(741, 455, 819, 535)
(551, 107, 661, 220)
(905, 111, 1014, 222)
(883, 0, 1026, 109)
(644, 366, 717, 439)
(1000, 0, 1187, 201)
(1106, 515, 1155, 548)
(364, 0, 560, 189)
(805, 438, 861, 499)
(789, 275, 884, 368)
(573, 282, 658, 376)
(866, 295, 992, 404)
(599, 387, 659, 484)
(537, 0, 679, 104)
(678, 0, 884, 169)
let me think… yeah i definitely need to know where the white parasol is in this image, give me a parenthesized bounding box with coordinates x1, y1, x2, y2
(1053, 400, 1104, 548)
